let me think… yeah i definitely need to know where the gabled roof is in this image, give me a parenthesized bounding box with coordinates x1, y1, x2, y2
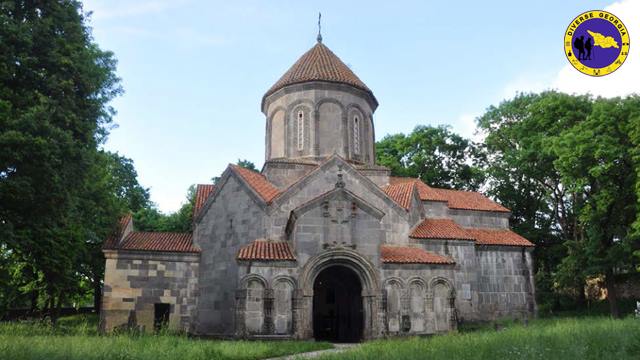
(382, 181, 417, 210)
(433, 188, 510, 213)
(410, 218, 475, 240)
(237, 239, 296, 261)
(464, 228, 534, 247)
(103, 214, 132, 249)
(381, 246, 454, 265)
(118, 232, 200, 253)
(389, 177, 447, 202)
(271, 155, 409, 219)
(194, 184, 215, 218)
(263, 42, 375, 102)
(231, 165, 280, 203)
(387, 177, 510, 213)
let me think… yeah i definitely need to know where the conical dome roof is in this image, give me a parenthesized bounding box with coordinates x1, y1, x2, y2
(263, 42, 375, 102)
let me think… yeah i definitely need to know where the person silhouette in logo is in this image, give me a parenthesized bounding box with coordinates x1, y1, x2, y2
(574, 35, 585, 60)
(585, 36, 593, 60)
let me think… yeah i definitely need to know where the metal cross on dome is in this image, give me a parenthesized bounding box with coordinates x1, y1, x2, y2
(317, 12, 322, 43)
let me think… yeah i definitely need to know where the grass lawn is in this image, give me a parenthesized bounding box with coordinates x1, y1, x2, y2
(0, 314, 332, 360)
(3, 315, 640, 360)
(315, 317, 640, 360)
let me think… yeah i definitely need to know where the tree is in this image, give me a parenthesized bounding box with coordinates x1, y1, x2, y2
(77, 151, 151, 312)
(551, 96, 640, 317)
(212, 159, 258, 184)
(477, 92, 593, 309)
(0, 1, 121, 322)
(102, 152, 151, 213)
(133, 185, 196, 233)
(376, 125, 485, 190)
(236, 159, 257, 171)
(478, 91, 640, 316)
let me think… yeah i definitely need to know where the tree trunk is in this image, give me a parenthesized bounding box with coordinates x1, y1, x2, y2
(605, 270, 620, 318)
(51, 292, 64, 326)
(45, 293, 54, 320)
(576, 282, 586, 307)
(93, 276, 102, 313)
(30, 289, 39, 314)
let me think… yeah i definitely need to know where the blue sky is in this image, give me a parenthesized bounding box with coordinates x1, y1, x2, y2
(82, 0, 639, 212)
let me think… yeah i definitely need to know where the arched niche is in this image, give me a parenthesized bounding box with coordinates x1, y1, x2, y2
(272, 276, 296, 335)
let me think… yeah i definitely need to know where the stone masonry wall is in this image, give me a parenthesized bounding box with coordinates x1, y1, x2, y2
(476, 247, 535, 320)
(263, 84, 376, 165)
(262, 161, 317, 189)
(266, 159, 413, 246)
(419, 239, 479, 321)
(101, 251, 199, 333)
(381, 266, 456, 335)
(194, 174, 266, 335)
(449, 209, 510, 229)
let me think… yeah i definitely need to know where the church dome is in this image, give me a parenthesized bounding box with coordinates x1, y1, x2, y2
(263, 42, 376, 104)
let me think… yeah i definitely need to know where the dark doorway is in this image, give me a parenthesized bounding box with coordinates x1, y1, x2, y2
(154, 303, 170, 331)
(313, 266, 363, 342)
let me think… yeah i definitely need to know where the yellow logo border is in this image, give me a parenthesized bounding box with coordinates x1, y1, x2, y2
(564, 10, 630, 77)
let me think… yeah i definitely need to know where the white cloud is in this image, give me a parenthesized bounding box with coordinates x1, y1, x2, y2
(553, 0, 639, 97)
(453, 113, 484, 142)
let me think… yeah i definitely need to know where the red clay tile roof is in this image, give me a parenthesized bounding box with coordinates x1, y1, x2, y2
(103, 214, 132, 249)
(410, 218, 475, 240)
(432, 188, 510, 213)
(194, 184, 215, 217)
(231, 165, 280, 203)
(464, 228, 534, 247)
(381, 246, 454, 265)
(382, 181, 416, 210)
(387, 177, 509, 212)
(264, 42, 374, 100)
(389, 177, 447, 202)
(237, 240, 296, 261)
(118, 232, 200, 253)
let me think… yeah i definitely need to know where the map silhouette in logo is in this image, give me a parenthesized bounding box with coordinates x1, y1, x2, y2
(565, 11, 630, 76)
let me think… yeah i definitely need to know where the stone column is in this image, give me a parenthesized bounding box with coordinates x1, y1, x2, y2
(448, 294, 458, 331)
(293, 290, 313, 339)
(363, 290, 382, 339)
(400, 289, 411, 333)
(425, 293, 434, 333)
(263, 289, 274, 335)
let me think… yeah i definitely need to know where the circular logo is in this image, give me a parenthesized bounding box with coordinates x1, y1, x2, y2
(564, 10, 630, 76)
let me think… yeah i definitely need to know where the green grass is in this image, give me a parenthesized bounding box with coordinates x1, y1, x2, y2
(3, 315, 640, 360)
(315, 317, 640, 360)
(0, 315, 332, 360)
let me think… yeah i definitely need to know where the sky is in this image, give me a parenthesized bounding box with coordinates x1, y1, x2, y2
(81, 0, 640, 213)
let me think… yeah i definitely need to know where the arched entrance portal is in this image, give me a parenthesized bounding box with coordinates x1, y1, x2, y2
(313, 266, 363, 342)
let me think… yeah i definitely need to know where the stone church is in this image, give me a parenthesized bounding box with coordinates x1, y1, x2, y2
(101, 36, 536, 341)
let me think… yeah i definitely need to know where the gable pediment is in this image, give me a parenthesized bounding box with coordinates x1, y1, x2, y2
(285, 187, 384, 239)
(271, 155, 408, 217)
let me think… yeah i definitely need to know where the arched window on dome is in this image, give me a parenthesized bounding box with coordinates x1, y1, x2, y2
(297, 110, 304, 151)
(353, 116, 360, 155)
